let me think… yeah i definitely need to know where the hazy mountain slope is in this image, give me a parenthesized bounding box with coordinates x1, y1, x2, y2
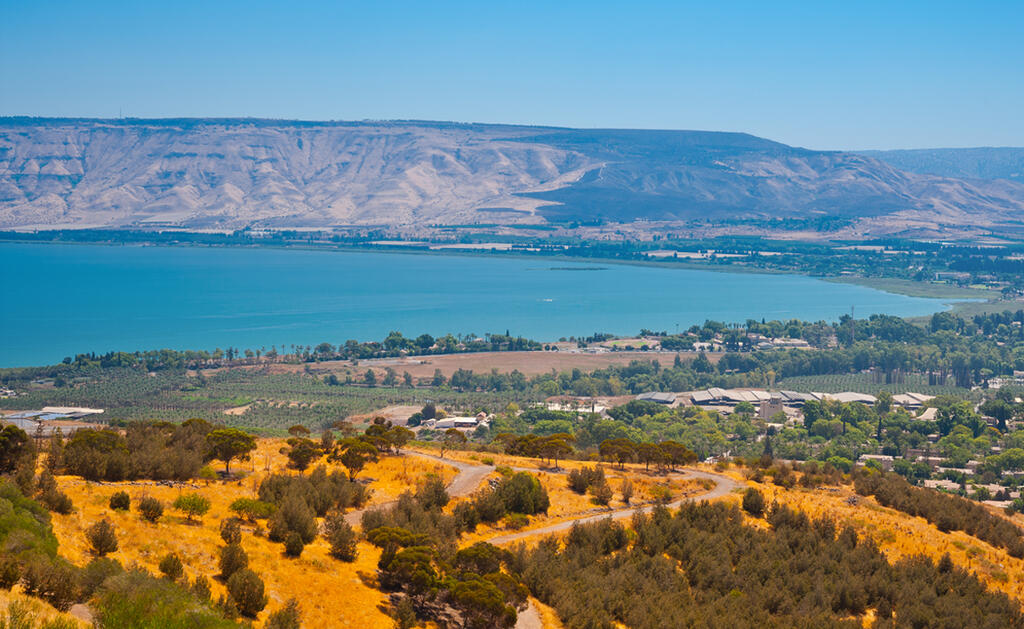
(860, 147, 1024, 183)
(2, 118, 1024, 232)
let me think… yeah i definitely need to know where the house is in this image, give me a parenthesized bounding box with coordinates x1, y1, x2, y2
(857, 454, 894, 471)
(758, 396, 785, 420)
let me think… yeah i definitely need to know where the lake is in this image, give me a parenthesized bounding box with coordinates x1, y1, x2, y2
(1, 243, 951, 367)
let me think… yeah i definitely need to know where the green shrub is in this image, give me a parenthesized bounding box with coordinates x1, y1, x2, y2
(218, 544, 248, 581)
(265, 598, 302, 629)
(0, 554, 20, 589)
(159, 552, 184, 581)
(323, 512, 357, 561)
(283, 532, 304, 558)
(138, 496, 163, 523)
(742, 488, 766, 517)
(173, 493, 211, 522)
(109, 491, 130, 511)
(226, 568, 267, 618)
(504, 513, 529, 530)
(93, 568, 237, 628)
(78, 557, 122, 599)
(220, 518, 242, 545)
(228, 498, 275, 522)
(86, 519, 118, 556)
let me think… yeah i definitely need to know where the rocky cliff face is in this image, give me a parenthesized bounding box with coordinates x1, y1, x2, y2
(2, 118, 1023, 233)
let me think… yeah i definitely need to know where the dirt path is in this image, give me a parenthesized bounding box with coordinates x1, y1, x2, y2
(346, 451, 740, 544)
(487, 468, 740, 545)
(344, 451, 494, 525)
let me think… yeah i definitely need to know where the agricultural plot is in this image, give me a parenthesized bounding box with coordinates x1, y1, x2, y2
(777, 372, 965, 396)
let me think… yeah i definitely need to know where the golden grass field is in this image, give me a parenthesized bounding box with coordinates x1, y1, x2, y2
(23, 441, 1024, 627)
(48, 439, 456, 628)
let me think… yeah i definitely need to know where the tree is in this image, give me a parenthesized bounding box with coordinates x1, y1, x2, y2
(386, 426, 415, 453)
(0, 425, 32, 474)
(87, 519, 118, 556)
(441, 428, 467, 458)
(540, 434, 574, 469)
(227, 568, 268, 618)
(599, 438, 636, 469)
(138, 496, 164, 522)
(336, 441, 378, 481)
(206, 428, 256, 475)
(284, 438, 319, 472)
(219, 543, 248, 580)
(287, 424, 310, 438)
(173, 493, 211, 522)
(323, 512, 358, 561)
(636, 443, 665, 471)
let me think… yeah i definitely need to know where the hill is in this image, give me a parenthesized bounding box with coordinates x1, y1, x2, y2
(861, 147, 1024, 183)
(4, 118, 1024, 237)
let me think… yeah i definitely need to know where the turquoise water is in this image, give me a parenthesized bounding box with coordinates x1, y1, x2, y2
(1, 243, 950, 367)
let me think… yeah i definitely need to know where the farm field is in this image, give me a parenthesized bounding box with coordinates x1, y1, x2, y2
(776, 372, 966, 396)
(258, 350, 697, 380)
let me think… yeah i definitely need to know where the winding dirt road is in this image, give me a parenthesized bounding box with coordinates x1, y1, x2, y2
(347, 451, 741, 541)
(348, 452, 741, 629)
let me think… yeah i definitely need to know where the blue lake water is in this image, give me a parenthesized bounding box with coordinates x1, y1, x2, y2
(1, 243, 951, 367)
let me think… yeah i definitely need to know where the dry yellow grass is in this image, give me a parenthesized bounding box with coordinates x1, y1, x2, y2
(49, 439, 461, 628)
(0, 589, 89, 627)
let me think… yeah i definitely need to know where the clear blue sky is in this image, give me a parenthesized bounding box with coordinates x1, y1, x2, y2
(2, 0, 1021, 150)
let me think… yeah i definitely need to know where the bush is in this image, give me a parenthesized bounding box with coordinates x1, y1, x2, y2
(86, 519, 118, 556)
(268, 494, 317, 544)
(283, 532, 304, 558)
(568, 466, 605, 494)
(229, 498, 275, 522)
(265, 598, 302, 629)
(173, 493, 211, 522)
(454, 501, 480, 532)
(191, 575, 212, 602)
(220, 517, 242, 545)
(138, 496, 163, 522)
(323, 512, 357, 561)
(159, 552, 184, 581)
(505, 513, 529, 530)
(109, 491, 130, 511)
(742, 487, 766, 517)
(589, 481, 613, 506)
(415, 475, 450, 510)
(219, 543, 248, 580)
(20, 556, 78, 611)
(496, 472, 549, 515)
(226, 568, 268, 618)
(0, 554, 20, 589)
(93, 568, 236, 628)
(78, 557, 122, 599)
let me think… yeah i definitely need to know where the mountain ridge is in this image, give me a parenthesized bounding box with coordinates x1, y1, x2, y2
(2, 118, 1023, 237)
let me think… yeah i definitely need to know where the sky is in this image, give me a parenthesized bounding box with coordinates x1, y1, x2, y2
(1, 0, 1022, 150)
